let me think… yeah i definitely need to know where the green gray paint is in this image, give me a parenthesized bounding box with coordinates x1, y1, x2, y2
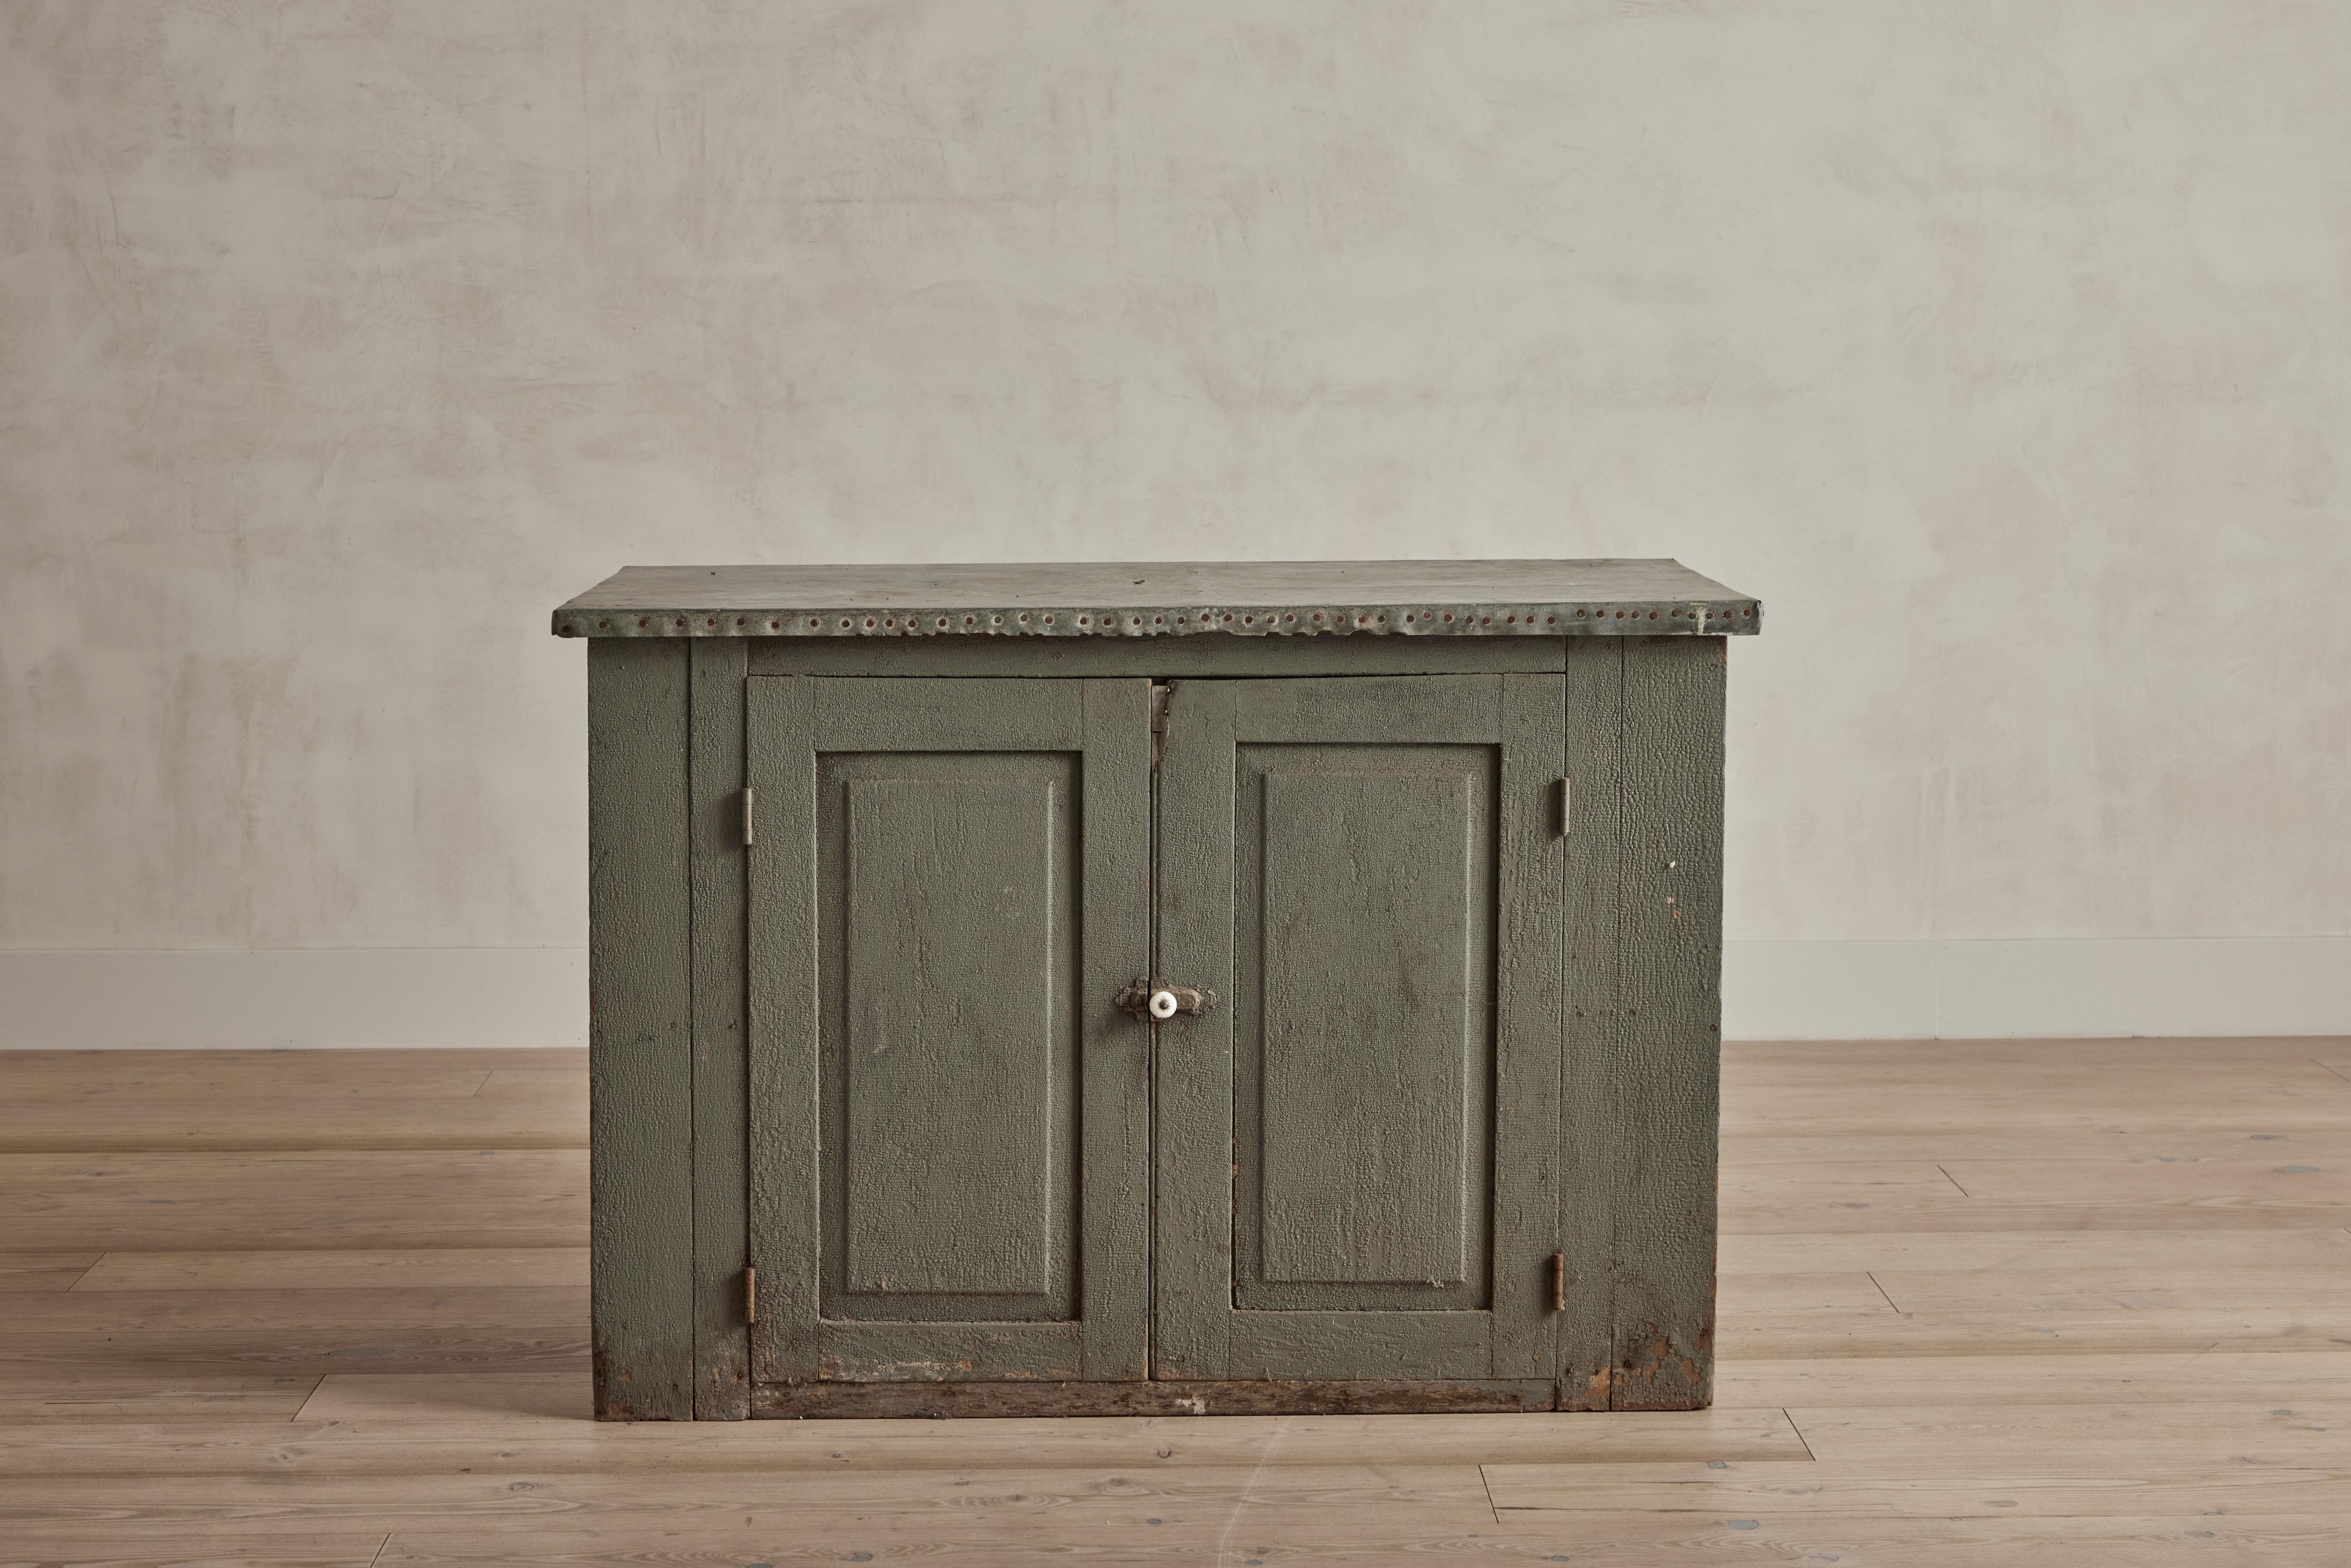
(688, 639, 750, 1419)
(588, 639, 696, 1420)
(573, 595, 1742, 1418)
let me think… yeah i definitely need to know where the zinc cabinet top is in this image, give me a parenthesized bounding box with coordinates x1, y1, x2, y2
(552, 559, 1759, 640)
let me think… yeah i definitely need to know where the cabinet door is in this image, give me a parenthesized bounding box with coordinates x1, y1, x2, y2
(745, 678, 1151, 1384)
(1154, 675, 1565, 1382)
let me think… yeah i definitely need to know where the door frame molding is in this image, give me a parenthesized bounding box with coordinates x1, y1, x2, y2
(742, 675, 1153, 1387)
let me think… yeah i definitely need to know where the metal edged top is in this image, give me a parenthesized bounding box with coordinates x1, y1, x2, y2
(551, 560, 1761, 640)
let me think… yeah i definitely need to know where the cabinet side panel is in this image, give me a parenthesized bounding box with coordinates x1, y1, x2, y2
(1558, 641, 1624, 1409)
(588, 639, 696, 1420)
(689, 640, 750, 1419)
(1611, 636, 1725, 1411)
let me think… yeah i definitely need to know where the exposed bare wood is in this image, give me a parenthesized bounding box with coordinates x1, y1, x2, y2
(754, 1379, 1557, 1418)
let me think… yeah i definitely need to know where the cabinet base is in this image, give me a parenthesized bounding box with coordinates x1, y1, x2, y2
(752, 1379, 1561, 1419)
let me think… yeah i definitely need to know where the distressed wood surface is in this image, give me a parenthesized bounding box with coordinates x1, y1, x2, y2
(755, 1379, 1559, 1418)
(554, 559, 1762, 639)
(747, 678, 1149, 1387)
(687, 639, 749, 1419)
(743, 675, 818, 1386)
(1151, 677, 1239, 1381)
(1492, 673, 1569, 1381)
(1078, 679, 1154, 1381)
(1559, 637, 1625, 1409)
(1236, 751, 1493, 1312)
(832, 763, 1075, 1307)
(585, 640, 696, 1420)
(1155, 675, 1565, 1384)
(1609, 637, 1727, 1410)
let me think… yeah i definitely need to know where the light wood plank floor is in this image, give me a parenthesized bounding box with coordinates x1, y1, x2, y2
(4, 1038, 2349, 1566)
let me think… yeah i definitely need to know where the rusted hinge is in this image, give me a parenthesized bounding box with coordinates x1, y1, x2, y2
(745, 1265, 758, 1326)
(1149, 683, 1172, 770)
(1549, 1252, 1566, 1313)
(740, 787, 757, 848)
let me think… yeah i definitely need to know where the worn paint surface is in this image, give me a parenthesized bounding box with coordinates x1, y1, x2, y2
(1557, 639, 1625, 1410)
(602, 637, 1721, 1415)
(1153, 674, 1565, 1384)
(1241, 755, 1488, 1302)
(1608, 637, 1726, 1411)
(755, 1379, 1558, 1419)
(587, 640, 695, 1420)
(687, 639, 750, 1419)
(744, 678, 1150, 1387)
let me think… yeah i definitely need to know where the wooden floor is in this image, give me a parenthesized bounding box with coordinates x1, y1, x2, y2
(5, 1040, 2351, 1566)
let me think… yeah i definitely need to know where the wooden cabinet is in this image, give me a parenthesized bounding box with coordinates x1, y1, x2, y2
(554, 561, 1760, 1420)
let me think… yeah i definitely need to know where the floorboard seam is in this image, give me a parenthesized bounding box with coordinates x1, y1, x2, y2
(1783, 1407, 1820, 1463)
(1937, 1164, 1971, 1197)
(289, 1373, 330, 1421)
(1214, 1415, 1290, 1568)
(1478, 1463, 1501, 1524)
(1866, 1272, 1902, 1313)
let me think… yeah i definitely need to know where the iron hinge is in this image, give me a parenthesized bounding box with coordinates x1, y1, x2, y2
(1149, 683, 1172, 770)
(1550, 1252, 1566, 1313)
(1559, 777, 1572, 836)
(740, 787, 757, 848)
(745, 1265, 758, 1326)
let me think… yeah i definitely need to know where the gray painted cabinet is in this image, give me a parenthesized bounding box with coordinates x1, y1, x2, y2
(554, 561, 1760, 1420)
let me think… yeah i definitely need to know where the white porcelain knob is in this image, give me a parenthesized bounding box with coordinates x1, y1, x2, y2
(1149, 989, 1180, 1020)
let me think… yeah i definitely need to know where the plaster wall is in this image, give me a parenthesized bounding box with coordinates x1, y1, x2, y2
(4, 4, 2346, 1035)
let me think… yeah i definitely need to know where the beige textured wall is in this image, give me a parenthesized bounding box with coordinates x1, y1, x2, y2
(4, 2, 2347, 956)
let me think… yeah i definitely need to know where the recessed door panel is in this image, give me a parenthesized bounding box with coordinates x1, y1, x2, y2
(1239, 752, 1495, 1308)
(829, 763, 1071, 1310)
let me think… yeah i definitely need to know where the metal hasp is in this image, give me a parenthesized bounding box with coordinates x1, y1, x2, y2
(1115, 978, 1217, 1020)
(560, 559, 1756, 1421)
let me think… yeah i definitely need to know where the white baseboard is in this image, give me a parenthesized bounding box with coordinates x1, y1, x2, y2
(1, 938, 2345, 1048)
(1723, 936, 2351, 1040)
(0, 949, 587, 1049)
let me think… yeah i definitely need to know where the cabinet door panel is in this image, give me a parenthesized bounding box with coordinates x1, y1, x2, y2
(748, 678, 1151, 1384)
(1240, 751, 1493, 1309)
(1156, 674, 1565, 1382)
(830, 761, 1072, 1311)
